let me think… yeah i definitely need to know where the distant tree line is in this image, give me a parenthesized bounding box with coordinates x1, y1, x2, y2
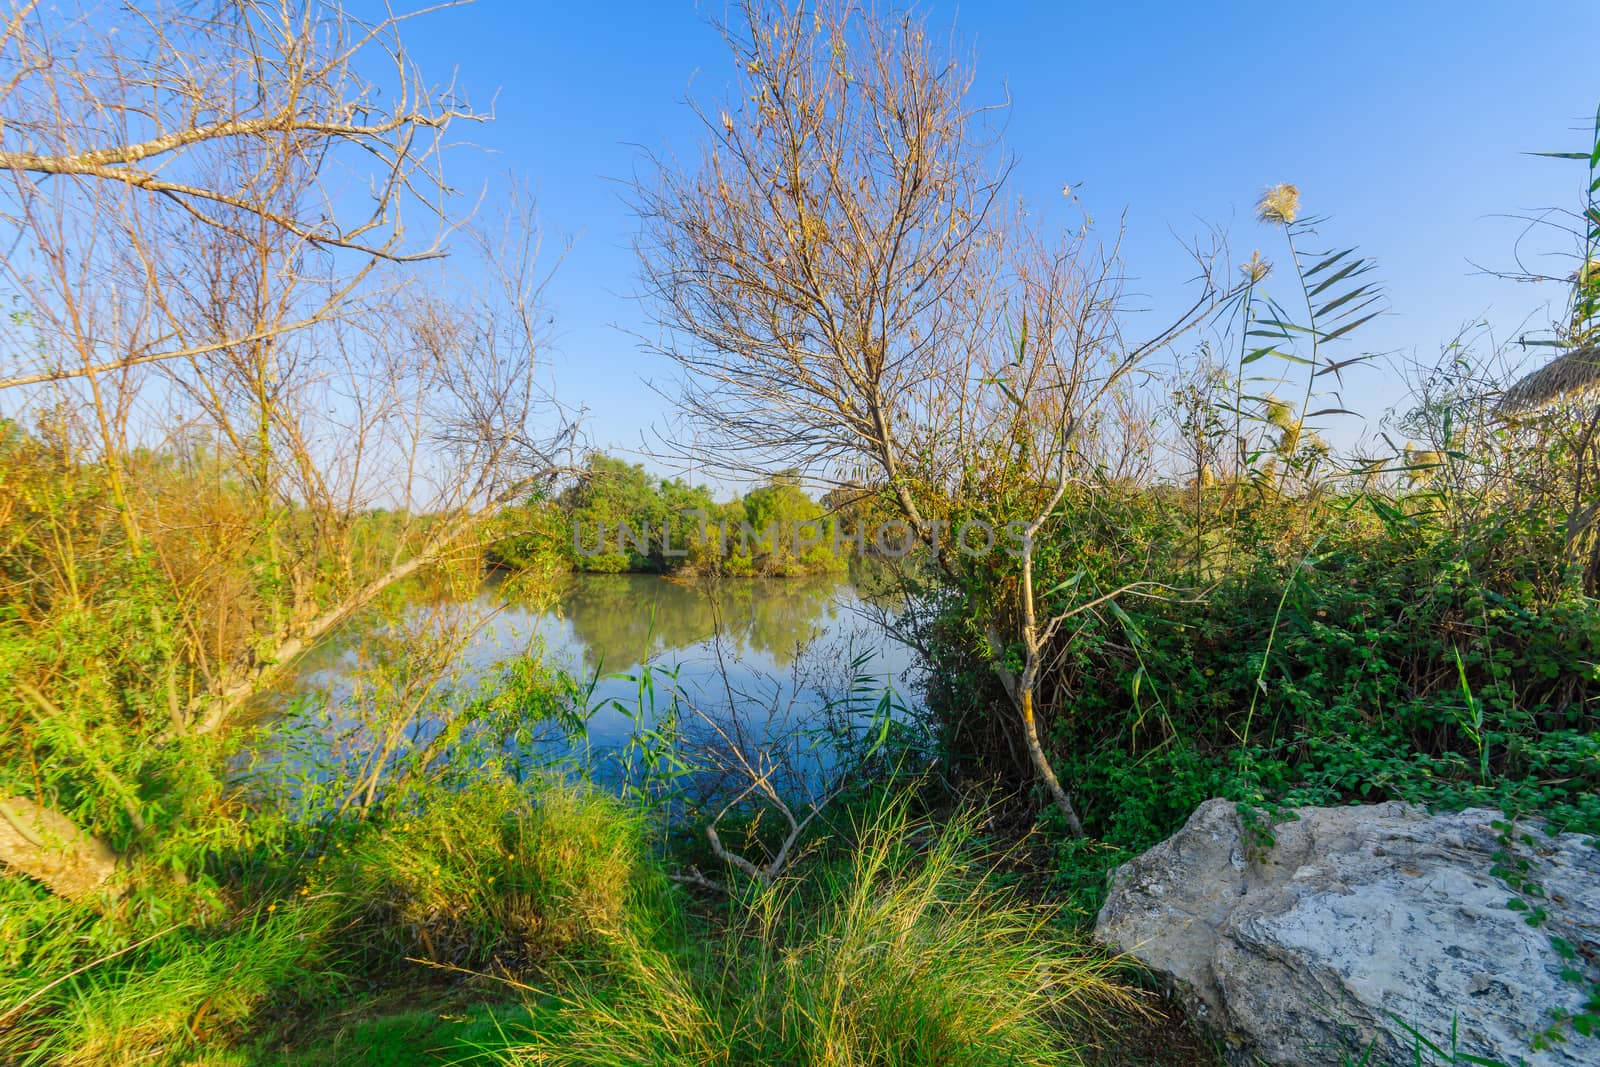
(488, 453, 851, 577)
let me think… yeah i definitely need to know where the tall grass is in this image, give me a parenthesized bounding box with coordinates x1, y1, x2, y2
(504, 799, 1139, 1067)
(0, 776, 661, 1066)
(327, 777, 664, 971)
(9, 902, 343, 1066)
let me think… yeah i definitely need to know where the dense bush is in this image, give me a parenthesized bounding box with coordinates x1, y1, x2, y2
(923, 494, 1600, 914)
(326, 779, 662, 972)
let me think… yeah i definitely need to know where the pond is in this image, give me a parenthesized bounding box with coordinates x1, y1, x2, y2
(243, 571, 923, 797)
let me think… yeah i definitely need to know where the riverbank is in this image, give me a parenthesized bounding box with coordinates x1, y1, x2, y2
(3, 772, 1225, 1067)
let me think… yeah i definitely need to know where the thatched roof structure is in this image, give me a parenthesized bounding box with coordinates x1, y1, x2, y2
(1495, 344, 1600, 415)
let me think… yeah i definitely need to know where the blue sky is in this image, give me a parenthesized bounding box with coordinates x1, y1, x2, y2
(386, 0, 1599, 474)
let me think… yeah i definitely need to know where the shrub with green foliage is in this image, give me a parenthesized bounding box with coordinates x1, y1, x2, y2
(924, 497, 1600, 915)
(0, 775, 661, 1066)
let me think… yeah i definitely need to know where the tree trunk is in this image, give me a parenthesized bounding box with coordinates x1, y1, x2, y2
(1019, 687, 1085, 836)
(985, 624, 1086, 836)
(0, 794, 119, 902)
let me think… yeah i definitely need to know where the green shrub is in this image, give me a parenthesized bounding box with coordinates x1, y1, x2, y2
(922, 505, 1600, 917)
(0, 776, 661, 1065)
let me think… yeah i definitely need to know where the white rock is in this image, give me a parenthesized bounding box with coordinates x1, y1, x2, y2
(1094, 799, 1600, 1067)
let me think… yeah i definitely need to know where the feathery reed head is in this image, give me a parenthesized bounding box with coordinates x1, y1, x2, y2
(1241, 249, 1271, 284)
(1256, 183, 1300, 225)
(1265, 397, 1296, 430)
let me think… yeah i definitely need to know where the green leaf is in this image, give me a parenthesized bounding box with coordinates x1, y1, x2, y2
(1307, 257, 1371, 297)
(1302, 247, 1356, 278)
(1043, 570, 1087, 598)
(1253, 317, 1316, 336)
(1321, 311, 1381, 343)
(1317, 284, 1381, 320)
(1314, 356, 1372, 380)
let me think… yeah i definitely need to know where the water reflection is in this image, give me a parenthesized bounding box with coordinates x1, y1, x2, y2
(556, 573, 851, 674)
(254, 572, 918, 761)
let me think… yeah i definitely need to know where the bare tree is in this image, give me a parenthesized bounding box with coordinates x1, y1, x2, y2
(639, 0, 1231, 832)
(0, 2, 570, 896)
(636, 0, 1010, 483)
(0, 0, 478, 390)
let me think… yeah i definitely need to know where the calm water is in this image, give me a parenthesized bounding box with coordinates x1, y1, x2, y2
(247, 572, 920, 787)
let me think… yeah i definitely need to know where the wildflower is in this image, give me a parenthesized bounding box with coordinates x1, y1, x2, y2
(267, 902, 277, 913)
(1256, 183, 1300, 225)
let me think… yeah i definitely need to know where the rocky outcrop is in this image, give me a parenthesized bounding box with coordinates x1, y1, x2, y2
(1094, 799, 1600, 1067)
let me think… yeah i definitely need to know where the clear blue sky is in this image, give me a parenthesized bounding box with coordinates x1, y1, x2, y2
(383, 0, 1599, 474)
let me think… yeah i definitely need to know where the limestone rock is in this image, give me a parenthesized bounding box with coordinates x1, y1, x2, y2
(1094, 799, 1600, 1067)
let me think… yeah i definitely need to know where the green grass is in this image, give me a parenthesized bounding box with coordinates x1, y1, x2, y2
(1, 777, 1174, 1067)
(204, 989, 533, 1066)
(0, 777, 663, 1066)
(325, 777, 664, 972)
(500, 798, 1141, 1067)
(10, 902, 344, 1067)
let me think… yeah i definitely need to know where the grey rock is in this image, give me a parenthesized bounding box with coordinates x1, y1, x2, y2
(1094, 799, 1600, 1067)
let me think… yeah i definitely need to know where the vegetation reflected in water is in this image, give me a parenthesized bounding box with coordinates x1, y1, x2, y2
(257, 572, 916, 764)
